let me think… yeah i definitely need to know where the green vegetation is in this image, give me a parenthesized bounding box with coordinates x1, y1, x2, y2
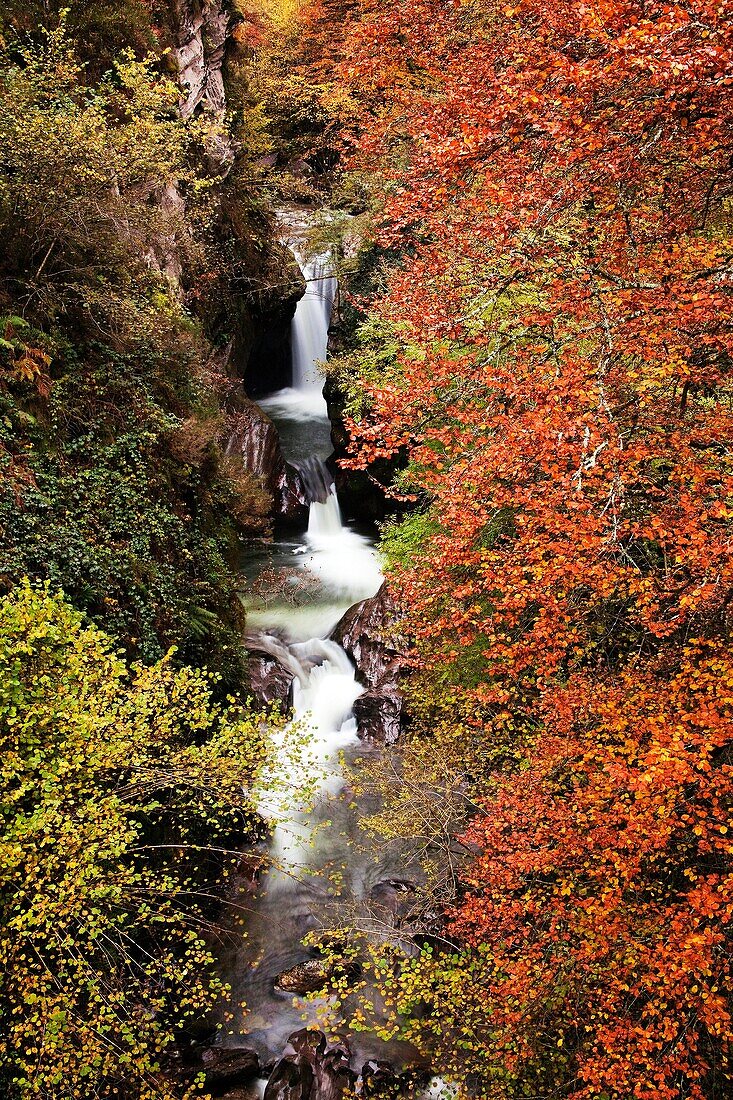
(0, 8, 301, 1095)
(0, 16, 284, 685)
(0, 582, 269, 1100)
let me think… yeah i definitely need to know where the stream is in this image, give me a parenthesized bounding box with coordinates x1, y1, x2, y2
(220, 217, 428, 1091)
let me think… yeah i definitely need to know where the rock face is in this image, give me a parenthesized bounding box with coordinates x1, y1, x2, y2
(168, 0, 305, 405)
(172, 0, 232, 167)
(330, 584, 406, 743)
(353, 686, 403, 746)
(324, 376, 409, 525)
(226, 401, 309, 527)
(264, 1030, 356, 1100)
(200, 1047, 260, 1094)
(242, 242, 305, 397)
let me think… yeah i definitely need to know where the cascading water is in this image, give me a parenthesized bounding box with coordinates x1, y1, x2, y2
(257, 638, 363, 868)
(307, 486, 343, 539)
(291, 254, 337, 396)
(223, 217, 399, 1066)
(219, 211, 458, 1100)
(259, 232, 337, 425)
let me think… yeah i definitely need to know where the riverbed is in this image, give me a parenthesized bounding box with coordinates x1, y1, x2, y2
(217, 216, 428, 1088)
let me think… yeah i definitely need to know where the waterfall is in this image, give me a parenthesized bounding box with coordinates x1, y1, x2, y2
(232, 215, 387, 1064)
(259, 246, 337, 423)
(291, 254, 337, 394)
(307, 486, 344, 538)
(253, 229, 369, 856)
(256, 637, 363, 868)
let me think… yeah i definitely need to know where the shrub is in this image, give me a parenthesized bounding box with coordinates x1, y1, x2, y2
(0, 582, 269, 1100)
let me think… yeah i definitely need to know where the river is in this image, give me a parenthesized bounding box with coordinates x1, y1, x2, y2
(219, 216, 428, 1091)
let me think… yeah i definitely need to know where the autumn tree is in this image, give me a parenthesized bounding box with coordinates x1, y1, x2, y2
(314, 0, 733, 1096)
(0, 582, 271, 1100)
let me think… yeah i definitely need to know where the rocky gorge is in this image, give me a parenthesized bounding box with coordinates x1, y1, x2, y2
(0, 4, 437, 1096)
(202, 208, 432, 1099)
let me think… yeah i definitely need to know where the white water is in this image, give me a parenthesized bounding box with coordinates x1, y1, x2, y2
(256, 639, 362, 868)
(259, 248, 336, 424)
(308, 484, 344, 537)
(253, 234, 380, 861)
(301, 491, 383, 602)
(259, 385, 330, 424)
(228, 223, 390, 1061)
(292, 254, 337, 394)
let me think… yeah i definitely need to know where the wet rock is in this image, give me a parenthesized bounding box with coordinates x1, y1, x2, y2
(265, 1057, 312, 1100)
(200, 1047, 261, 1094)
(226, 403, 308, 527)
(295, 456, 334, 505)
(360, 1060, 398, 1098)
(360, 1061, 431, 1099)
(243, 245, 305, 398)
(323, 376, 409, 525)
(245, 633, 304, 709)
(369, 880, 419, 927)
(331, 584, 407, 743)
(274, 958, 362, 996)
(264, 1029, 356, 1100)
(274, 959, 330, 995)
(246, 651, 294, 708)
(276, 463, 310, 527)
(331, 584, 403, 687)
(353, 686, 403, 745)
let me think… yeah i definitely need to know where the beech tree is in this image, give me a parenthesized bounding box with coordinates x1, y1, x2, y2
(311, 0, 733, 1096)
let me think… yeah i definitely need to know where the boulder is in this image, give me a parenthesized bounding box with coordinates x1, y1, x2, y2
(360, 1060, 431, 1099)
(353, 686, 403, 745)
(245, 633, 304, 709)
(274, 958, 362, 996)
(331, 584, 403, 687)
(274, 959, 329, 996)
(264, 1030, 356, 1100)
(226, 403, 309, 527)
(200, 1047, 261, 1094)
(247, 651, 293, 708)
(331, 585, 407, 742)
(276, 463, 310, 527)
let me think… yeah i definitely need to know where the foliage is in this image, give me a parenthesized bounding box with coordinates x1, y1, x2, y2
(0, 21, 277, 683)
(317, 0, 733, 1096)
(0, 1, 159, 72)
(0, 582, 271, 1100)
(0, 23, 206, 326)
(226, 0, 348, 198)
